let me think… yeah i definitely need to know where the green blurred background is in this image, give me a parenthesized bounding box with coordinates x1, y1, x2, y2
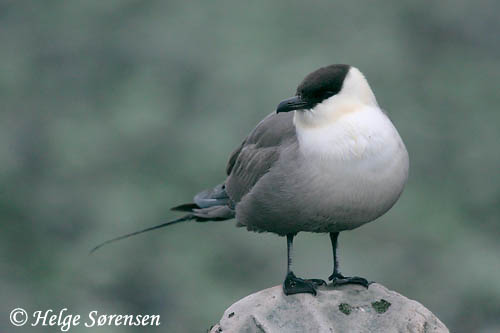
(1, 1, 499, 332)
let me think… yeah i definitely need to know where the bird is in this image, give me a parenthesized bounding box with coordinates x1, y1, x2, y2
(92, 64, 409, 296)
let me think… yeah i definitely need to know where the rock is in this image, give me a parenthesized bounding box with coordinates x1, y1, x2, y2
(210, 283, 449, 333)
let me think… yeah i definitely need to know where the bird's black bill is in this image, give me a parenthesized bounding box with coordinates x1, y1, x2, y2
(89, 214, 193, 254)
(276, 96, 312, 113)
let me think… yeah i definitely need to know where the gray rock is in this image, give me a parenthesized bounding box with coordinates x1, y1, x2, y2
(210, 283, 449, 333)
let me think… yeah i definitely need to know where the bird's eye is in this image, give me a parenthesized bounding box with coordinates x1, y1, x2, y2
(321, 91, 336, 99)
(307, 90, 336, 104)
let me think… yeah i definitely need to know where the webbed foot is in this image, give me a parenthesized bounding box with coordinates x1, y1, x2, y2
(283, 272, 326, 296)
(328, 272, 370, 288)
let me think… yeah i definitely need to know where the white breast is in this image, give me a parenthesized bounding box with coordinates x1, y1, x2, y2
(293, 105, 409, 230)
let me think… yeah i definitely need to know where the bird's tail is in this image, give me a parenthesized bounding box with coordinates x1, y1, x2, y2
(90, 183, 235, 254)
(89, 214, 195, 254)
(171, 183, 235, 220)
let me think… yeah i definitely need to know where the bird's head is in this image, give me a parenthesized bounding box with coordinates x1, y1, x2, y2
(276, 65, 378, 125)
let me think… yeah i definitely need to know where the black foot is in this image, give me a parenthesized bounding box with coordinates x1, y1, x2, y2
(307, 278, 327, 286)
(328, 272, 370, 288)
(283, 272, 326, 296)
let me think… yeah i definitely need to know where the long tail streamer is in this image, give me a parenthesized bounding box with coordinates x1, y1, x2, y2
(89, 214, 193, 254)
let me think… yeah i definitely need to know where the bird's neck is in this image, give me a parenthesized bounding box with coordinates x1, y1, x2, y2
(340, 67, 378, 107)
(293, 96, 375, 129)
(293, 103, 388, 160)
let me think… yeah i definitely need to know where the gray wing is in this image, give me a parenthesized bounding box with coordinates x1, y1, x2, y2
(225, 112, 297, 203)
(171, 112, 295, 222)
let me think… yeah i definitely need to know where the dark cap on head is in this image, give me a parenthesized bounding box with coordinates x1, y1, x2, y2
(277, 64, 351, 113)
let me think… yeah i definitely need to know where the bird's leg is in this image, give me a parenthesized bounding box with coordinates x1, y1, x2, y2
(328, 232, 370, 288)
(283, 234, 325, 296)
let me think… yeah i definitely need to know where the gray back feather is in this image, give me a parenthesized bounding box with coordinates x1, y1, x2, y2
(225, 112, 296, 203)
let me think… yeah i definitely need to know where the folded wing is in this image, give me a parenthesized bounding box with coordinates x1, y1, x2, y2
(225, 112, 297, 203)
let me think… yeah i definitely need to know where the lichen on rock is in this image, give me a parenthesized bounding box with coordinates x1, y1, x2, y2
(338, 303, 352, 315)
(371, 299, 391, 313)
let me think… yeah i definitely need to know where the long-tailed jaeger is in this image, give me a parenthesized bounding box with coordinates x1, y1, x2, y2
(92, 64, 409, 296)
